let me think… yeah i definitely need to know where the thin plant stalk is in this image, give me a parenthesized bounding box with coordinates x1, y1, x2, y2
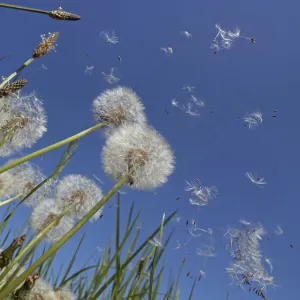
(0, 207, 71, 285)
(0, 57, 34, 88)
(0, 3, 49, 14)
(0, 121, 108, 175)
(0, 175, 128, 298)
(0, 193, 22, 207)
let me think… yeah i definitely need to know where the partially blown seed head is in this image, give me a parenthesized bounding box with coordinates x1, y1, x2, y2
(30, 199, 74, 242)
(55, 285, 75, 300)
(0, 79, 28, 99)
(92, 86, 147, 135)
(0, 91, 47, 157)
(102, 124, 175, 190)
(56, 174, 103, 221)
(33, 32, 59, 59)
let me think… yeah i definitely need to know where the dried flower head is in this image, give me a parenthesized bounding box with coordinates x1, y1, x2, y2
(0, 79, 28, 99)
(48, 6, 81, 21)
(56, 174, 103, 221)
(1, 161, 45, 206)
(13, 273, 40, 299)
(30, 199, 74, 242)
(102, 124, 175, 190)
(0, 91, 47, 157)
(32, 32, 59, 59)
(92, 86, 147, 135)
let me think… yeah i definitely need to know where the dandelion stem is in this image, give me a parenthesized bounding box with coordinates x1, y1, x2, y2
(0, 3, 48, 14)
(0, 175, 128, 298)
(0, 122, 108, 175)
(0, 207, 71, 286)
(0, 57, 34, 88)
(0, 193, 22, 207)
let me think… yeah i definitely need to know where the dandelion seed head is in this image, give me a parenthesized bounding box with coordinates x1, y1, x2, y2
(31, 199, 74, 242)
(54, 285, 75, 300)
(0, 92, 47, 157)
(56, 174, 103, 221)
(93, 86, 147, 136)
(29, 278, 56, 300)
(102, 124, 175, 190)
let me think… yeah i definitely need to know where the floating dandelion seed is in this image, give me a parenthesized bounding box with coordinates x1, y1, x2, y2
(274, 225, 284, 235)
(92, 86, 147, 136)
(226, 222, 276, 295)
(243, 111, 263, 129)
(0, 91, 47, 157)
(172, 240, 181, 250)
(101, 67, 120, 84)
(85, 65, 94, 76)
(190, 95, 204, 107)
(182, 85, 195, 93)
(180, 31, 192, 39)
(100, 30, 119, 44)
(160, 47, 173, 55)
(265, 257, 273, 273)
(41, 64, 48, 70)
(182, 102, 200, 116)
(240, 219, 251, 226)
(56, 174, 104, 221)
(245, 172, 267, 188)
(197, 245, 217, 257)
(31, 199, 74, 242)
(185, 180, 218, 207)
(102, 124, 175, 190)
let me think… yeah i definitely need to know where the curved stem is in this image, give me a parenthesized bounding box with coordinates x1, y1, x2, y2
(0, 193, 22, 207)
(0, 122, 108, 175)
(0, 175, 128, 298)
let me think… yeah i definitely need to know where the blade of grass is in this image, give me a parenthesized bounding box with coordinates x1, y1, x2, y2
(188, 278, 197, 300)
(91, 211, 177, 299)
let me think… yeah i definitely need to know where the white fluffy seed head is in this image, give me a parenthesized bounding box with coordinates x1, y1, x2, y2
(30, 199, 74, 243)
(55, 174, 103, 221)
(28, 279, 56, 300)
(92, 86, 147, 136)
(0, 91, 47, 157)
(1, 161, 45, 206)
(54, 285, 75, 300)
(102, 124, 175, 190)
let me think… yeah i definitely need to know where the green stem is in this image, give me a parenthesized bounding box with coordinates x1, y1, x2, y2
(0, 193, 22, 207)
(0, 207, 71, 286)
(0, 57, 34, 88)
(0, 122, 108, 175)
(0, 3, 48, 15)
(0, 175, 128, 298)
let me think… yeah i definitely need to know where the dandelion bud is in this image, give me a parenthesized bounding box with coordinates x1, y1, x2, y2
(56, 174, 103, 221)
(92, 86, 147, 135)
(32, 32, 59, 59)
(48, 8, 81, 21)
(0, 79, 28, 99)
(102, 124, 175, 190)
(0, 91, 47, 157)
(31, 199, 74, 243)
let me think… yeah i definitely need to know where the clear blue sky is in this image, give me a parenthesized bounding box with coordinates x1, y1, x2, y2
(1, 0, 300, 298)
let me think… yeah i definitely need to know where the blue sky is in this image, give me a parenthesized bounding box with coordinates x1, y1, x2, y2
(1, 0, 300, 298)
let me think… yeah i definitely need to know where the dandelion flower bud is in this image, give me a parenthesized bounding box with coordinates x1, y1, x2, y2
(92, 86, 147, 135)
(0, 91, 47, 157)
(30, 199, 74, 243)
(102, 124, 175, 190)
(56, 174, 103, 221)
